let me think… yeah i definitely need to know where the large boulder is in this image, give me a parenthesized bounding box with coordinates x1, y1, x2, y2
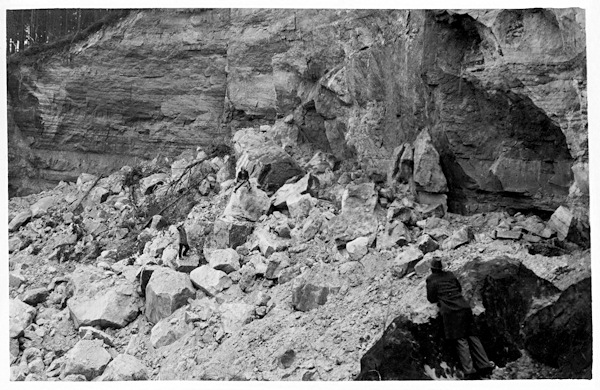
(9, 299, 36, 338)
(190, 265, 232, 297)
(145, 268, 196, 324)
(98, 354, 149, 381)
(207, 248, 241, 274)
(233, 128, 304, 192)
(223, 184, 270, 222)
(62, 340, 112, 381)
(412, 128, 447, 193)
(204, 216, 254, 251)
(67, 266, 141, 329)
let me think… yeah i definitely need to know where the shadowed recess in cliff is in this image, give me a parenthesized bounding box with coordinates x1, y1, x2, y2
(423, 11, 574, 215)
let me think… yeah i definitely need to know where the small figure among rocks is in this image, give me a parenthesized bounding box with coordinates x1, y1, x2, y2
(177, 223, 189, 258)
(426, 257, 495, 379)
(234, 168, 250, 193)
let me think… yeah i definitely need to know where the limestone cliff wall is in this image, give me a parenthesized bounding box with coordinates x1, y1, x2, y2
(7, 8, 587, 218)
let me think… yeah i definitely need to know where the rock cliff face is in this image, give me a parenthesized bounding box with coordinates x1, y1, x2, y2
(7, 8, 587, 220)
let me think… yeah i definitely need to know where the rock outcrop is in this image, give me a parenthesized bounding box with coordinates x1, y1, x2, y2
(7, 9, 587, 224)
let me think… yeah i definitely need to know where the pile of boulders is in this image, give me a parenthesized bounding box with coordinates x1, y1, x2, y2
(8, 124, 591, 381)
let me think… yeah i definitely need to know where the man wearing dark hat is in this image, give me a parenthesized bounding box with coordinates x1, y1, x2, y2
(426, 257, 495, 379)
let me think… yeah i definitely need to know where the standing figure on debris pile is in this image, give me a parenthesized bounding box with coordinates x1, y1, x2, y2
(426, 258, 495, 379)
(177, 223, 190, 258)
(234, 168, 251, 193)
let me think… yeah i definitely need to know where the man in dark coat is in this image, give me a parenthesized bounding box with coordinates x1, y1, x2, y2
(426, 258, 495, 379)
(177, 223, 190, 258)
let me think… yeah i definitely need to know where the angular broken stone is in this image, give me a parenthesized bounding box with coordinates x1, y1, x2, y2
(140, 173, 168, 195)
(89, 187, 110, 204)
(9, 210, 32, 232)
(442, 226, 474, 250)
(67, 267, 141, 330)
(223, 184, 271, 222)
(145, 268, 196, 324)
(150, 215, 168, 230)
(9, 272, 27, 288)
(265, 253, 291, 280)
(255, 228, 288, 257)
(207, 248, 241, 274)
(388, 143, 414, 185)
(78, 326, 115, 347)
(494, 229, 523, 240)
(547, 206, 574, 241)
(377, 220, 410, 250)
(232, 128, 304, 192)
(287, 193, 315, 220)
(413, 129, 447, 193)
(392, 245, 424, 277)
(98, 354, 149, 381)
(21, 287, 49, 306)
(204, 217, 254, 251)
(190, 265, 232, 297)
(341, 182, 378, 214)
(150, 307, 194, 348)
(416, 234, 439, 254)
(292, 284, 337, 312)
(346, 236, 370, 261)
(62, 339, 112, 381)
(171, 253, 200, 273)
(271, 174, 319, 208)
(30, 196, 56, 217)
(10, 299, 37, 338)
(329, 212, 379, 245)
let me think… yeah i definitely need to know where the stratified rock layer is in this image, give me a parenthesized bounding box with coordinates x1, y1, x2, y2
(7, 9, 587, 223)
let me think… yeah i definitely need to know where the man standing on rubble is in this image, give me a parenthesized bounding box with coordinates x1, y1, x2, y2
(177, 223, 190, 258)
(426, 258, 495, 379)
